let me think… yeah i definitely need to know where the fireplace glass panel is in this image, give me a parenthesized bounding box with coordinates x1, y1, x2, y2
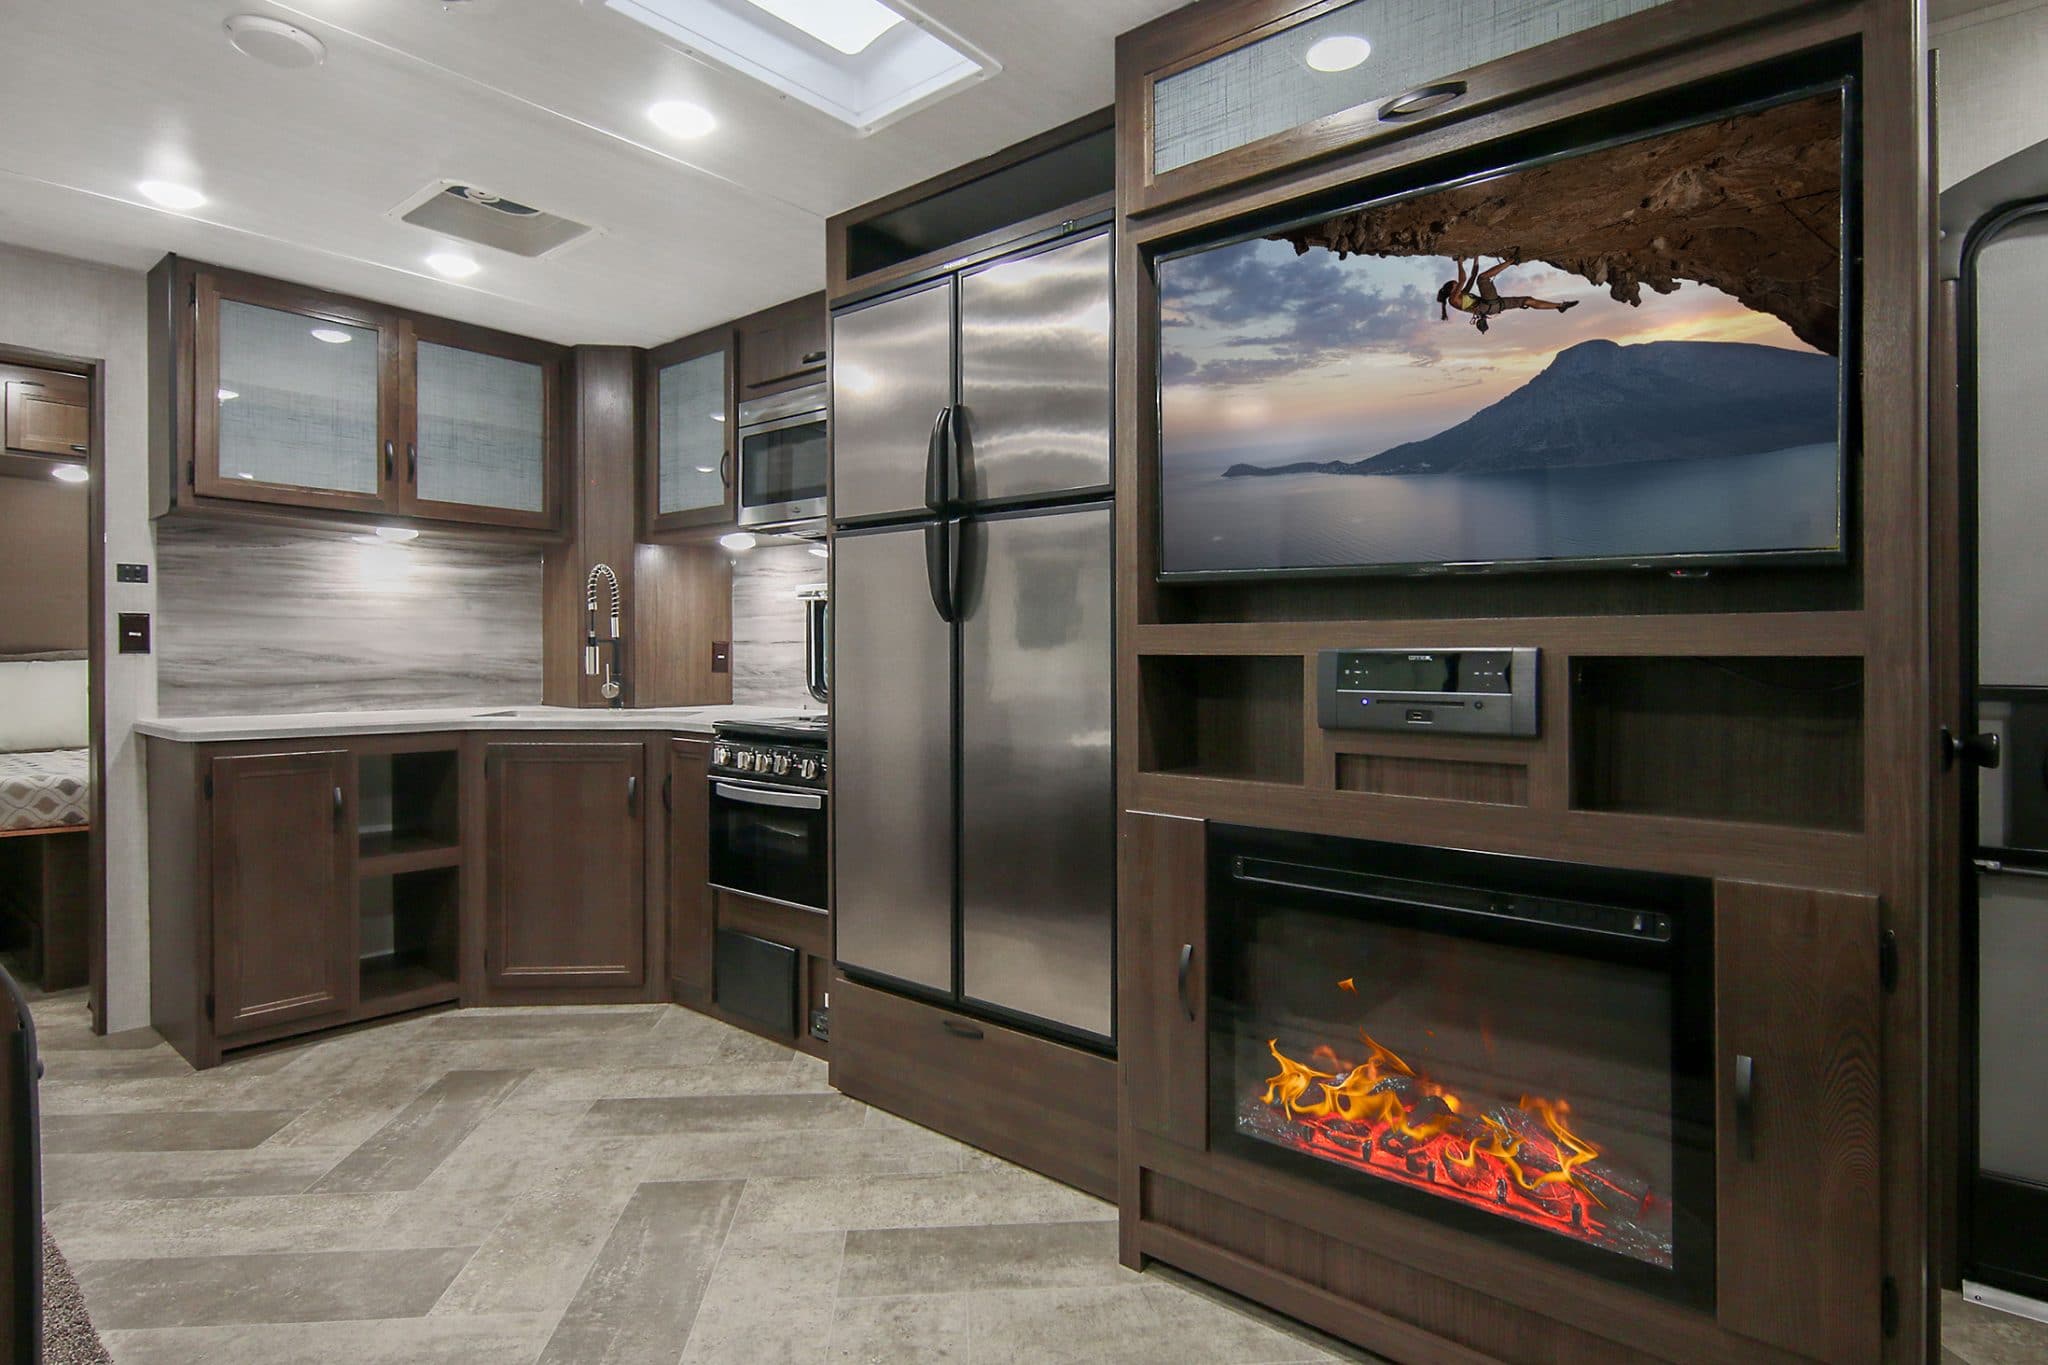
(1208, 827, 1714, 1306)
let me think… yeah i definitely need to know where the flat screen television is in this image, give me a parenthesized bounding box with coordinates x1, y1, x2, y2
(1155, 77, 1855, 581)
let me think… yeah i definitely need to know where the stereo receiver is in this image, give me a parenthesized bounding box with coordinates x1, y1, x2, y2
(1316, 648, 1539, 737)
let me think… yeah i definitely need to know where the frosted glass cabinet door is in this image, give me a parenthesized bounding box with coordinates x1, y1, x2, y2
(644, 329, 735, 535)
(406, 328, 558, 528)
(198, 281, 391, 510)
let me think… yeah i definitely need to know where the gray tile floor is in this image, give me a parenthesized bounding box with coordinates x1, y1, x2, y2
(30, 992, 1376, 1365)
(28, 990, 2048, 1365)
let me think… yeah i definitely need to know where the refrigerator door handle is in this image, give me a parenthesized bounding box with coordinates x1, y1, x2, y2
(924, 518, 958, 623)
(924, 405, 953, 512)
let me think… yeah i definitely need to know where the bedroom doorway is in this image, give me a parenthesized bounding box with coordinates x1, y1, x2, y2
(0, 346, 104, 1029)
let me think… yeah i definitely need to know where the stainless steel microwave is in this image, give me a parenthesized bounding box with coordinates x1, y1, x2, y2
(735, 383, 827, 530)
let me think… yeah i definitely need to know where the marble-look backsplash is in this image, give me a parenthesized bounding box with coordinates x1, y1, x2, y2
(731, 543, 822, 708)
(155, 521, 543, 716)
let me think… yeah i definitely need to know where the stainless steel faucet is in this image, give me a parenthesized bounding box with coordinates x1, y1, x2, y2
(584, 563, 624, 708)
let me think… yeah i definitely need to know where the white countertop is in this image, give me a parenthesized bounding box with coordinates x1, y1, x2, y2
(133, 704, 824, 744)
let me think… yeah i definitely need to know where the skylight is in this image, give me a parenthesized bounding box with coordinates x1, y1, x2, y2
(742, 0, 901, 56)
(607, 0, 995, 134)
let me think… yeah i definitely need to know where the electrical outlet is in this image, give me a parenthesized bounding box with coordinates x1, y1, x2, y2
(711, 641, 730, 674)
(116, 562, 149, 584)
(808, 1008, 830, 1042)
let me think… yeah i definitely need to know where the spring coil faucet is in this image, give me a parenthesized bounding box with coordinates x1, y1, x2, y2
(584, 563, 624, 707)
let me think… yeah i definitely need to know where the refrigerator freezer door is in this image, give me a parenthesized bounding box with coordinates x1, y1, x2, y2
(830, 281, 956, 524)
(832, 525, 956, 996)
(957, 232, 1113, 507)
(958, 503, 1114, 1040)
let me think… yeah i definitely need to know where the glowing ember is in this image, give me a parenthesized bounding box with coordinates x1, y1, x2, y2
(1246, 1026, 1672, 1268)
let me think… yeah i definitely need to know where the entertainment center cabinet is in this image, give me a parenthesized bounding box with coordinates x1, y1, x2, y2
(1114, 2, 1935, 1363)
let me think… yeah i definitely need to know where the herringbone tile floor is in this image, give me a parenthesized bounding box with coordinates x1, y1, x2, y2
(28, 992, 1379, 1365)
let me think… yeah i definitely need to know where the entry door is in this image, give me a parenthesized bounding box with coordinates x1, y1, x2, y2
(1965, 210, 2048, 1300)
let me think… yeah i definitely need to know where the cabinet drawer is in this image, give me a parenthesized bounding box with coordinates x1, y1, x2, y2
(828, 975, 1116, 1198)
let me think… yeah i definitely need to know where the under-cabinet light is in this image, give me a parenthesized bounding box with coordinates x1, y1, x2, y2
(372, 526, 421, 543)
(50, 464, 89, 483)
(719, 531, 759, 552)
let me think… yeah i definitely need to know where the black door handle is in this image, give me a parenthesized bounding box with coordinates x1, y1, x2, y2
(924, 518, 958, 624)
(942, 1018, 984, 1040)
(924, 406, 952, 512)
(1733, 1054, 1757, 1161)
(333, 785, 345, 829)
(800, 350, 827, 366)
(1941, 727, 2001, 771)
(384, 440, 395, 480)
(407, 443, 417, 482)
(1379, 80, 1468, 122)
(662, 773, 672, 814)
(626, 774, 638, 812)
(1177, 943, 1196, 1022)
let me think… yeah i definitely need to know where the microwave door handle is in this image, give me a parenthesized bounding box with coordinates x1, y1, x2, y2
(713, 782, 824, 811)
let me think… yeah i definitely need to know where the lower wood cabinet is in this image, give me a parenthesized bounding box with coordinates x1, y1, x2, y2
(482, 739, 653, 999)
(1120, 810, 1207, 1149)
(208, 749, 356, 1036)
(665, 738, 713, 1006)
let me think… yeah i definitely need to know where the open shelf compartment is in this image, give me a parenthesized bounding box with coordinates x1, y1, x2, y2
(358, 748, 461, 870)
(1570, 656, 1864, 831)
(358, 866, 460, 1013)
(1139, 654, 1306, 785)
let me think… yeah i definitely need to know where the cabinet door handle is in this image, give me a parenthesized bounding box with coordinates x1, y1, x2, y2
(1734, 1054, 1757, 1161)
(626, 774, 638, 812)
(1177, 943, 1196, 1021)
(662, 773, 672, 814)
(942, 1018, 983, 1040)
(800, 350, 827, 366)
(718, 450, 733, 489)
(333, 785, 345, 829)
(384, 440, 394, 480)
(407, 442, 417, 482)
(1379, 80, 1468, 122)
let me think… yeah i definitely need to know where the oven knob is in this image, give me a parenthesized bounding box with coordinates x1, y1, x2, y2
(735, 750, 754, 772)
(771, 752, 791, 776)
(711, 745, 728, 767)
(796, 757, 819, 781)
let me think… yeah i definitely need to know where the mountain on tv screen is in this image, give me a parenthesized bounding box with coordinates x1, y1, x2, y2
(1156, 87, 1849, 579)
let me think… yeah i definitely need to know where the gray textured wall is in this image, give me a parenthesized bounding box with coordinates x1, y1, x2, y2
(730, 543, 821, 708)
(155, 521, 543, 716)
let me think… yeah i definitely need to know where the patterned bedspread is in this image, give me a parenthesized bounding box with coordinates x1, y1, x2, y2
(0, 749, 89, 832)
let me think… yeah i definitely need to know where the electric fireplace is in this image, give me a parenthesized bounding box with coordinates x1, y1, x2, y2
(1208, 827, 1716, 1307)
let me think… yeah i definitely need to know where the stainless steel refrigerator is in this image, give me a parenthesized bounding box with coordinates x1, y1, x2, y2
(829, 226, 1115, 1045)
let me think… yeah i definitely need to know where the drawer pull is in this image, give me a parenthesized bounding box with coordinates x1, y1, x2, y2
(942, 1018, 984, 1040)
(1379, 80, 1467, 123)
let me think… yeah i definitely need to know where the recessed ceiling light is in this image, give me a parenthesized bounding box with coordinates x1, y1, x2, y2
(50, 464, 89, 484)
(137, 180, 206, 212)
(223, 14, 327, 69)
(309, 327, 352, 344)
(372, 526, 421, 542)
(718, 531, 759, 552)
(425, 251, 480, 279)
(217, 388, 239, 402)
(648, 100, 717, 139)
(1304, 34, 1371, 72)
(742, 0, 901, 55)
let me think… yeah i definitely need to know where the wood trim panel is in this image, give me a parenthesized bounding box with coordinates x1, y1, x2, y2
(830, 975, 1117, 1199)
(1333, 753, 1530, 806)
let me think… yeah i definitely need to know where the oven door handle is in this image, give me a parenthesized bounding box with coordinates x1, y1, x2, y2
(713, 781, 824, 811)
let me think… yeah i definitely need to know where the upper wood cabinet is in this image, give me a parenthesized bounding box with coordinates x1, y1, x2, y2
(3, 368, 89, 459)
(736, 292, 826, 396)
(642, 326, 735, 537)
(152, 256, 565, 535)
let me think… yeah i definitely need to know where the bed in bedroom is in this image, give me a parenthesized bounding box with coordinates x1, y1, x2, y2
(0, 657, 89, 991)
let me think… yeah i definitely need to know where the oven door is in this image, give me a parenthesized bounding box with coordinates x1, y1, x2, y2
(708, 779, 827, 911)
(736, 409, 828, 529)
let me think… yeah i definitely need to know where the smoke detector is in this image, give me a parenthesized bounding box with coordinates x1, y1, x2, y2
(391, 181, 596, 258)
(223, 15, 327, 69)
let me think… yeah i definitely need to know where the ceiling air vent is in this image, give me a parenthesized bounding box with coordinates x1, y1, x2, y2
(392, 181, 596, 258)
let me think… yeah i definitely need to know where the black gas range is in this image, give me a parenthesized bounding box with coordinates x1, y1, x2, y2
(710, 715, 829, 790)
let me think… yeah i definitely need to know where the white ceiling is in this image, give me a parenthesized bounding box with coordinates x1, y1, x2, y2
(0, 0, 1178, 345)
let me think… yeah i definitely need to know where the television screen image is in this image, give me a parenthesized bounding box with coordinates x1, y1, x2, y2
(1156, 88, 1849, 579)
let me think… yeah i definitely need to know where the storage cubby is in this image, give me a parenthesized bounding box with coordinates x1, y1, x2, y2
(1570, 656, 1865, 831)
(358, 748, 460, 867)
(358, 867, 460, 1012)
(1139, 655, 1305, 784)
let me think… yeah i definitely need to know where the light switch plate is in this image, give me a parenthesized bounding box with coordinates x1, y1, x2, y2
(116, 562, 149, 584)
(711, 641, 730, 674)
